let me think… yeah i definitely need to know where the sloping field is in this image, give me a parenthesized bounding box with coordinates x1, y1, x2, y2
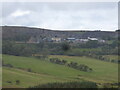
(50, 55, 118, 82)
(2, 54, 118, 88)
(3, 67, 72, 88)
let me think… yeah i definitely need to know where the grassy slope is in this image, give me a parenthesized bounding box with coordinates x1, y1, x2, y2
(49, 55, 118, 83)
(2, 54, 118, 88)
(2, 55, 84, 78)
(3, 67, 72, 88)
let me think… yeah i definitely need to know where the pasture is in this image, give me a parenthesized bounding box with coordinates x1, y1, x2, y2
(2, 54, 118, 88)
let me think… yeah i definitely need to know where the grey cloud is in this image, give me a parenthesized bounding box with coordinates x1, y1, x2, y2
(2, 2, 117, 17)
(1, 2, 118, 31)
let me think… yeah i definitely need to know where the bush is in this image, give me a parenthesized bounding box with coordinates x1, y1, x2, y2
(16, 80, 20, 85)
(27, 68, 32, 72)
(6, 81, 12, 84)
(3, 63, 13, 68)
(61, 42, 70, 51)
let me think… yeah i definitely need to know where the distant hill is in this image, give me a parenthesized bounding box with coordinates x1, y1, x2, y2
(1, 26, 118, 41)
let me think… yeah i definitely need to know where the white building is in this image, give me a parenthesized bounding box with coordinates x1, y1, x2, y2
(79, 39, 89, 42)
(51, 37, 61, 42)
(98, 40, 105, 43)
(88, 37, 98, 40)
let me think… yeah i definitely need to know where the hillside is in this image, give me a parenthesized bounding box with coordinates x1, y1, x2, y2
(2, 26, 117, 41)
(2, 26, 119, 88)
(2, 55, 118, 88)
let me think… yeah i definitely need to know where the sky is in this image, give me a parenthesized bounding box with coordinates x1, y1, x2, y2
(1, 2, 118, 31)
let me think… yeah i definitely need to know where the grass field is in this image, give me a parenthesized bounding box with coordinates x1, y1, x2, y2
(3, 67, 72, 88)
(49, 55, 118, 82)
(2, 54, 118, 88)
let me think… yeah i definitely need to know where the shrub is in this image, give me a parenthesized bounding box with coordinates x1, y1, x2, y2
(3, 63, 13, 68)
(16, 80, 20, 85)
(27, 68, 32, 72)
(6, 81, 12, 84)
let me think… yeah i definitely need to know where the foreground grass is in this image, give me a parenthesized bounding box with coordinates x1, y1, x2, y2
(2, 54, 118, 88)
(3, 67, 73, 88)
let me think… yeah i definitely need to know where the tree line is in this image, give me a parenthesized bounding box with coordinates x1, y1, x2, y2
(49, 58, 93, 72)
(2, 40, 119, 61)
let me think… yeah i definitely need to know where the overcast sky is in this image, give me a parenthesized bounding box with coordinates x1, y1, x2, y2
(1, 2, 118, 31)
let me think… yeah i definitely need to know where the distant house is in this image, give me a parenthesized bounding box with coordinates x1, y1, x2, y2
(98, 40, 105, 43)
(88, 37, 106, 43)
(66, 38, 76, 42)
(73, 39, 88, 43)
(51, 37, 61, 42)
(67, 38, 76, 40)
(79, 39, 89, 42)
(88, 37, 98, 41)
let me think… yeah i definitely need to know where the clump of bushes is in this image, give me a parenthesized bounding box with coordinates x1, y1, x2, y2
(49, 58, 67, 65)
(102, 82, 120, 88)
(88, 55, 119, 64)
(6, 80, 20, 85)
(6, 81, 12, 84)
(111, 59, 120, 63)
(29, 81, 98, 88)
(2, 63, 13, 68)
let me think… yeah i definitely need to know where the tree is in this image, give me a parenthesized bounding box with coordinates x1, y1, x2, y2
(85, 40, 99, 48)
(61, 42, 70, 51)
(21, 46, 33, 56)
(62, 60, 67, 65)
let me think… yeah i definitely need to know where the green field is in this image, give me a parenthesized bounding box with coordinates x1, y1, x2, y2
(2, 54, 118, 88)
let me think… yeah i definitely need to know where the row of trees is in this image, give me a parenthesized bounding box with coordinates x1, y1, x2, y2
(2, 40, 70, 57)
(67, 62, 93, 72)
(2, 40, 119, 59)
(87, 55, 119, 64)
(2, 41, 35, 56)
(49, 58, 93, 72)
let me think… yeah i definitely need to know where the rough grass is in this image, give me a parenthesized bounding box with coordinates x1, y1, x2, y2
(3, 67, 73, 88)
